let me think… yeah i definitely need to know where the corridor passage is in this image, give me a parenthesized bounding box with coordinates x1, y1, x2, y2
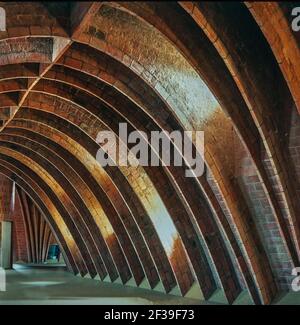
(0, 1, 300, 306)
(0, 264, 207, 305)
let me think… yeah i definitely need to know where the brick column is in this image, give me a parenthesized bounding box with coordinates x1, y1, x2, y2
(0, 175, 15, 269)
(0, 175, 14, 222)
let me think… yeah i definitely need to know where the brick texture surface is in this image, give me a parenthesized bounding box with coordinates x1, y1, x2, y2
(0, 1, 299, 305)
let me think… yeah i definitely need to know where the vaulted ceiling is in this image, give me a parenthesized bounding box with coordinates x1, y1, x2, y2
(0, 1, 299, 305)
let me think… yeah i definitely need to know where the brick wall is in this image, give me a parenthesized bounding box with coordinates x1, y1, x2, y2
(206, 127, 297, 291)
(0, 174, 13, 221)
(288, 109, 300, 202)
(12, 190, 29, 263)
(234, 130, 295, 290)
(206, 170, 247, 290)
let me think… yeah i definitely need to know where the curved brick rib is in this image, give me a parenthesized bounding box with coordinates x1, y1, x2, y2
(0, 57, 255, 300)
(51, 49, 258, 302)
(0, 133, 143, 285)
(47, 59, 262, 301)
(4, 125, 160, 289)
(0, 138, 127, 282)
(72, 9, 277, 302)
(9, 111, 179, 294)
(16, 186, 54, 264)
(0, 161, 81, 275)
(184, 2, 300, 264)
(31, 77, 244, 301)
(0, 152, 96, 278)
(0, 2, 70, 40)
(0, 63, 39, 81)
(246, 2, 300, 115)
(0, 1, 299, 305)
(0, 42, 276, 302)
(21, 93, 214, 297)
(21, 89, 220, 296)
(15, 105, 194, 295)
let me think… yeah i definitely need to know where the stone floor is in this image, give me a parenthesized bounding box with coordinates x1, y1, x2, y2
(0, 264, 299, 305)
(0, 264, 206, 305)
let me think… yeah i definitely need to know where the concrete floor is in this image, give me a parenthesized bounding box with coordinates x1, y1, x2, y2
(0, 264, 299, 305)
(0, 264, 207, 305)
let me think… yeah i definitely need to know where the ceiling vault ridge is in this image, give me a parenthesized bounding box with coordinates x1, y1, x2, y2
(0, 1, 299, 306)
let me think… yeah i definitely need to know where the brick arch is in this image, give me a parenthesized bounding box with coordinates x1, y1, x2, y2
(246, 2, 300, 114)
(51, 11, 295, 298)
(7, 116, 180, 294)
(0, 161, 81, 275)
(0, 2, 70, 40)
(15, 186, 54, 264)
(0, 137, 131, 283)
(0, 55, 274, 302)
(12, 103, 195, 296)
(28, 77, 247, 302)
(3, 125, 163, 289)
(0, 114, 171, 286)
(0, 42, 270, 302)
(7, 112, 183, 294)
(0, 149, 109, 278)
(0, 37, 53, 66)
(23, 79, 262, 302)
(1, 127, 156, 286)
(49, 46, 272, 302)
(0, 46, 264, 302)
(84, 1, 298, 300)
(181, 2, 300, 265)
(5, 102, 226, 300)
(0, 152, 95, 277)
(40, 60, 267, 303)
(0, 133, 145, 285)
(0, 69, 255, 300)
(0, 1, 299, 305)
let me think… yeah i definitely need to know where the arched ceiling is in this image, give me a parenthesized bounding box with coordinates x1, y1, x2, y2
(0, 1, 299, 305)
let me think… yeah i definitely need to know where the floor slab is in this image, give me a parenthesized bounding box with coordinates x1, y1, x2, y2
(0, 264, 208, 305)
(0, 264, 299, 305)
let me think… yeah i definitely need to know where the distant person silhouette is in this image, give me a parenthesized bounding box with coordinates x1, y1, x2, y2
(55, 245, 61, 263)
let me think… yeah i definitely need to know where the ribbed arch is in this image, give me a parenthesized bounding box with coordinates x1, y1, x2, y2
(0, 1, 299, 305)
(0, 161, 81, 274)
(27, 78, 244, 301)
